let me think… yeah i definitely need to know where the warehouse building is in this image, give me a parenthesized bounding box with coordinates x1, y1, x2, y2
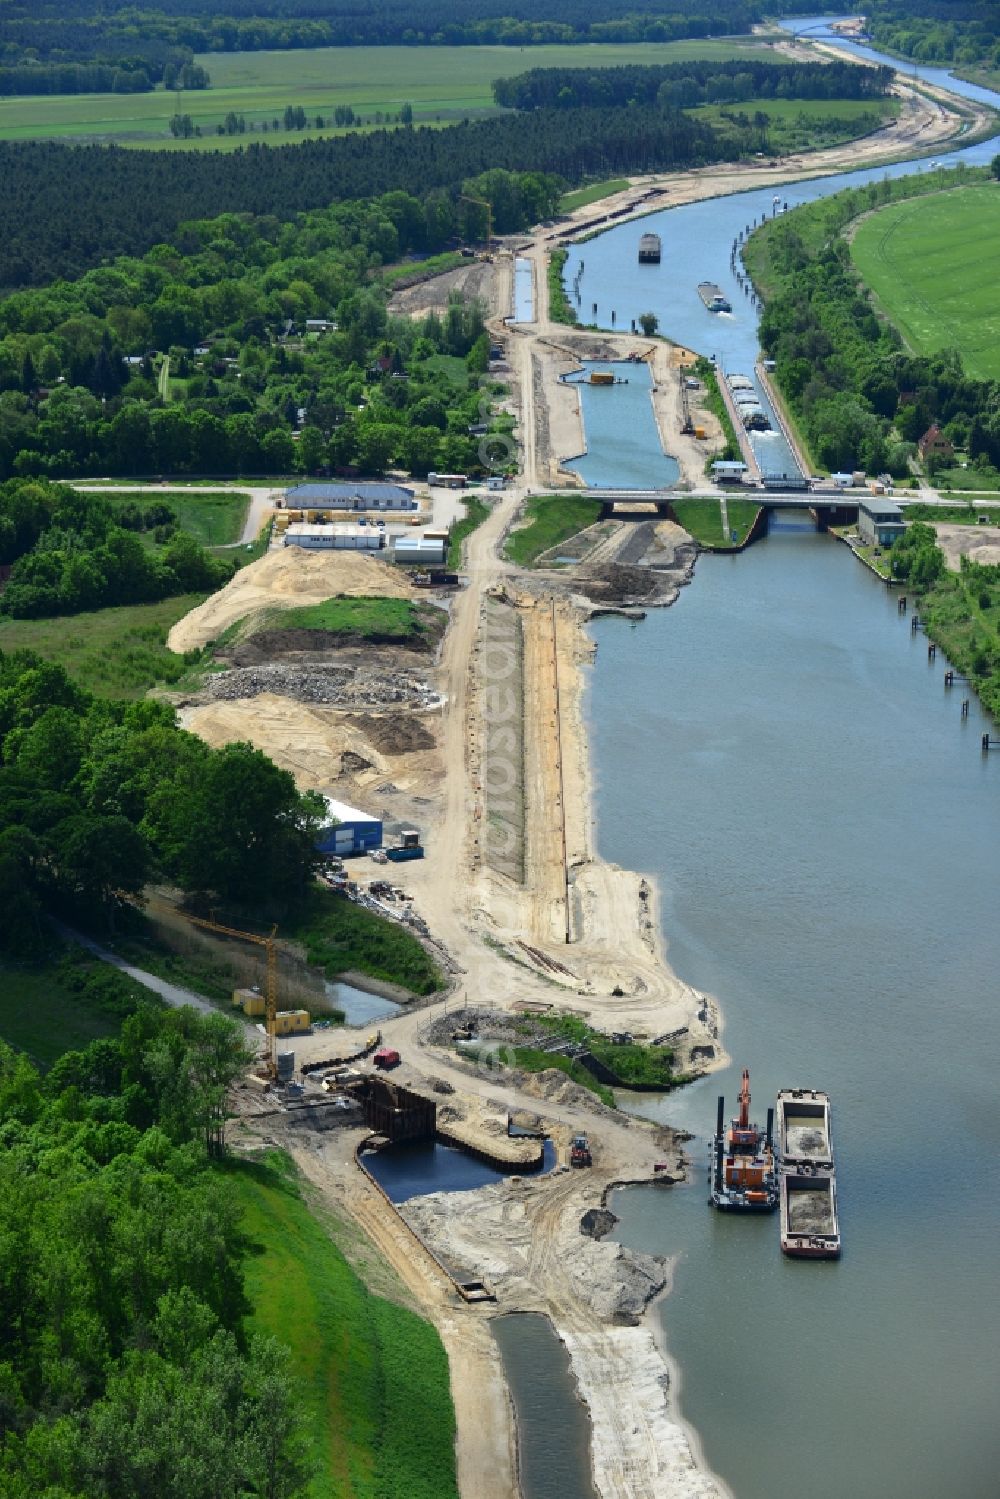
(284, 481, 417, 511)
(282, 523, 385, 551)
(316, 797, 383, 856)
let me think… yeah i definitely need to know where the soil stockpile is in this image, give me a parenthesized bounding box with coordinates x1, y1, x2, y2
(167, 548, 413, 653)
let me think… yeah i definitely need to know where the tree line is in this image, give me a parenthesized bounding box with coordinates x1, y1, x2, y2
(0, 0, 766, 66)
(0, 108, 724, 289)
(752, 169, 1000, 477)
(493, 57, 894, 110)
(0, 481, 235, 618)
(0, 646, 324, 954)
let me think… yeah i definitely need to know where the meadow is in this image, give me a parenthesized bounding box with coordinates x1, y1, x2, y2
(231, 1151, 459, 1499)
(0, 593, 206, 696)
(850, 184, 1000, 382)
(0, 39, 773, 147)
(691, 94, 898, 154)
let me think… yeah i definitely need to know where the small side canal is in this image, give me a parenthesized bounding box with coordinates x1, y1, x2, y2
(492, 1313, 598, 1499)
(362, 1138, 556, 1204)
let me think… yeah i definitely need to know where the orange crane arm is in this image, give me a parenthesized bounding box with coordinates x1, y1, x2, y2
(183, 913, 279, 1079)
(738, 1068, 751, 1130)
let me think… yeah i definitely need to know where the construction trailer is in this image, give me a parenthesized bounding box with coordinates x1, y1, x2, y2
(316, 796, 383, 856)
(394, 534, 447, 565)
(427, 472, 467, 489)
(283, 523, 385, 550)
(273, 1009, 311, 1037)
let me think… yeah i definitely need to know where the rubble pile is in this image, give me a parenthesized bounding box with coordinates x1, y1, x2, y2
(206, 662, 442, 710)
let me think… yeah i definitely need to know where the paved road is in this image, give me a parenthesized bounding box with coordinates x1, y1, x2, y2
(58, 923, 257, 1038)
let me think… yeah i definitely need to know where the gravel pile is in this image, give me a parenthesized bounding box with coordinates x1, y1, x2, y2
(206, 662, 441, 709)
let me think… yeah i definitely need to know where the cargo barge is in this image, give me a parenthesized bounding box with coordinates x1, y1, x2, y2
(638, 233, 661, 264)
(780, 1171, 841, 1258)
(697, 281, 732, 313)
(708, 1069, 778, 1212)
(776, 1089, 840, 1258)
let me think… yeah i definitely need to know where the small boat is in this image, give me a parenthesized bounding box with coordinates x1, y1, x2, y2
(698, 281, 732, 313)
(638, 233, 661, 264)
(708, 1069, 778, 1212)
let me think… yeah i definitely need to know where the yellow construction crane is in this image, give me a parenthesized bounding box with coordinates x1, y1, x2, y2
(460, 193, 493, 255)
(183, 913, 280, 1079)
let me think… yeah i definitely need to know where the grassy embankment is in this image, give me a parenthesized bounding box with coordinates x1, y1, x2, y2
(380, 250, 467, 287)
(462, 1042, 616, 1107)
(527, 1012, 684, 1089)
(246, 596, 447, 649)
(230, 1151, 458, 1499)
(692, 356, 742, 465)
(0, 949, 165, 1067)
(547, 248, 577, 326)
(504, 494, 602, 566)
(290, 886, 443, 997)
(671, 497, 761, 548)
(558, 178, 630, 213)
(447, 496, 490, 568)
(850, 183, 1000, 383)
(690, 94, 899, 155)
(0, 39, 769, 147)
(905, 503, 1000, 524)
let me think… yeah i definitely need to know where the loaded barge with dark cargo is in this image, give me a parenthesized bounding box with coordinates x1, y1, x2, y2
(708, 1069, 778, 1212)
(638, 232, 661, 263)
(776, 1088, 841, 1258)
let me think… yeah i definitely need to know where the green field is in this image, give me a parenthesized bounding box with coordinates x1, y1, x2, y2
(229, 1152, 458, 1499)
(98, 488, 250, 546)
(691, 94, 898, 154)
(671, 497, 761, 548)
(0, 950, 164, 1068)
(851, 184, 1000, 382)
(0, 594, 205, 697)
(0, 40, 773, 147)
(259, 595, 446, 647)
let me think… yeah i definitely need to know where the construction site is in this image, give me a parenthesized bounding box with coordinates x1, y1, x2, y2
(150, 58, 995, 1499)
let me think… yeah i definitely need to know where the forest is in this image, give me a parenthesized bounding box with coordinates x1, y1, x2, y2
(0, 646, 324, 955)
(0, 178, 538, 482)
(0, 1005, 318, 1499)
(866, 0, 999, 68)
(0, 0, 765, 66)
(493, 58, 895, 111)
(0, 107, 723, 289)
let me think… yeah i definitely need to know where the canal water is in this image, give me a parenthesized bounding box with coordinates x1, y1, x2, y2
(492, 1313, 598, 1499)
(589, 526, 1000, 1498)
(324, 976, 401, 1026)
(363, 1138, 556, 1203)
(570, 26, 1000, 1494)
(514, 257, 535, 323)
(564, 361, 680, 488)
(562, 18, 1000, 487)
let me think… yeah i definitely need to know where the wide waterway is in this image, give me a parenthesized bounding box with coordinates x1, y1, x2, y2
(573, 22, 1000, 1496)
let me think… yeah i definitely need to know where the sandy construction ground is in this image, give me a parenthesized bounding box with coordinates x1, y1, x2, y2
(167, 546, 414, 652)
(932, 522, 1000, 571)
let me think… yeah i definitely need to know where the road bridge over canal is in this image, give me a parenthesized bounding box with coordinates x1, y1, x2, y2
(586, 489, 860, 527)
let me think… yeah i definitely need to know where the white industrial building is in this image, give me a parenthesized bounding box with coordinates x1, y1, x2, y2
(283, 524, 385, 551)
(284, 481, 416, 512)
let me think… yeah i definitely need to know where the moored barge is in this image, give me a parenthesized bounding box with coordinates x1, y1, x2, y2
(638, 232, 662, 264)
(776, 1089, 840, 1258)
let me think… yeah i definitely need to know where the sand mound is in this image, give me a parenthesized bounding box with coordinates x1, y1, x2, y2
(932, 522, 1000, 573)
(179, 695, 385, 791)
(167, 548, 414, 653)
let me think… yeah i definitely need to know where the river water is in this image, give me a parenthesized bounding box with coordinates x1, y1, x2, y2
(572, 23, 1000, 1498)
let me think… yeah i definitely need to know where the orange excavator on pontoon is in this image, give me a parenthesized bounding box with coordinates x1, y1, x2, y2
(709, 1068, 778, 1213)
